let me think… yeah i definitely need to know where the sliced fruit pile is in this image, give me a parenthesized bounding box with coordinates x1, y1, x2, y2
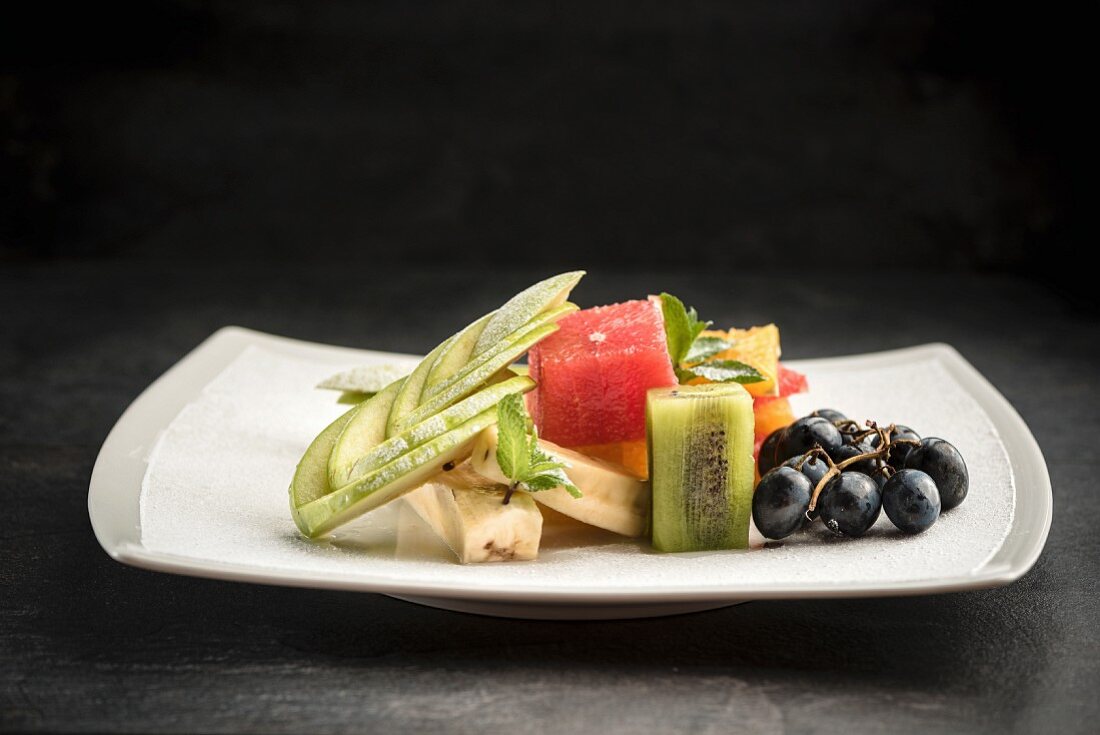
(753, 409, 969, 539)
(289, 272, 585, 538)
(291, 278, 962, 564)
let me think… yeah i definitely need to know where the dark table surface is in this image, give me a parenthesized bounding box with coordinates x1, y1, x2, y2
(2, 262, 1097, 734)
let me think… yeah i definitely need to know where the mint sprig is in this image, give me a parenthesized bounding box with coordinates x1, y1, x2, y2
(659, 292, 711, 366)
(495, 394, 582, 504)
(678, 359, 765, 384)
(660, 293, 765, 386)
(684, 335, 733, 364)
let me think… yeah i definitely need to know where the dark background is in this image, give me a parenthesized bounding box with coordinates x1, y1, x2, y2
(3, 3, 1098, 734)
(0, 1, 1089, 302)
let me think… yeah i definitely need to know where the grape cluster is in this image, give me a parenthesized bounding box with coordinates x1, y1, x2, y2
(752, 409, 968, 540)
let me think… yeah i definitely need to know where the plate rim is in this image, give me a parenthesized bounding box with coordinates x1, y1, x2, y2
(88, 326, 1052, 604)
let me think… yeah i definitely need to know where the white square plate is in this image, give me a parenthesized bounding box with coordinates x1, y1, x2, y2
(89, 328, 1051, 619)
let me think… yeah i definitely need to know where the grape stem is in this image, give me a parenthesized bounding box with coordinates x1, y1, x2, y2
(805, 423, 900, 514)
(834, 419, 865, 436)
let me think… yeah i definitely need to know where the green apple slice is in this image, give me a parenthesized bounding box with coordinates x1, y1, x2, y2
(422, 302, 576, 403)
(293, 408, 499, 538)
(472, 271, 585, 357)
(334, 374, 534, 487)
(392, 320, 560, 436)
(288, 407, 359, 511)
(423, 311, 495, 395)
(385, 339, 450, 438)
(385, 312, 492, 437)
(327, 377, 404, 488)
(336, 391, 372, 405)
(316, 363, 410, 393)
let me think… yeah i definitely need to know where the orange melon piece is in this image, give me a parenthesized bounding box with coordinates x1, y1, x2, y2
(696, 325, 780, 398)
(754, 396, 796, 440)
(573, 440, 649, 479)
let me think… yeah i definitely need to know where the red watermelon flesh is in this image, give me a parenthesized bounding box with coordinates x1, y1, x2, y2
(529, 299, 678, 446)
(776, 364, 808, 397)
(753, 364, 808, 409)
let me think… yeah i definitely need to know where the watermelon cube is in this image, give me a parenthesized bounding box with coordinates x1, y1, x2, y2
(529, 298, 678, 446)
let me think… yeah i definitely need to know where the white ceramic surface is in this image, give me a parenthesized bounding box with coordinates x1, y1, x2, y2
(88, 328, 1052, 619)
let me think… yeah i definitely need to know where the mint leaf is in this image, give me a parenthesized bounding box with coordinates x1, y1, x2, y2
(527, 458, 567, 476)
(674, 366, 698, 383)
(525, 446, 583, 499)
(659, 293, 712, 366)
(525, 444, 583, 498)
(525, 471, 583, 498)
(495, 394, 530, 481)
(661, 295, 767, 386)
(527, 444, 568, 474)
(523, 474, 563, 491)
(655, 290, 717, 374)
(684, 335, 732, 365)
(495, 393, 582, 503)
(681, 359, 766, 384)
(686, 310, 708, 345)
(659, 293, 692, 365)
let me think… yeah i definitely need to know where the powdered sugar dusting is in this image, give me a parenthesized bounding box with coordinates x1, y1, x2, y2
(472, 271, 584, 356)
(139, 345, 1015, 591)
(315, 363, 408, 392)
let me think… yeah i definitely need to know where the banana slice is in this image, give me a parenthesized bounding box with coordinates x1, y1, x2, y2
(403, 468, 542, 563)
(470, 427, 650, 537)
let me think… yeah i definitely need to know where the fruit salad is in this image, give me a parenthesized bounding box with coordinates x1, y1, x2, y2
(290, 272, 969, 563)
